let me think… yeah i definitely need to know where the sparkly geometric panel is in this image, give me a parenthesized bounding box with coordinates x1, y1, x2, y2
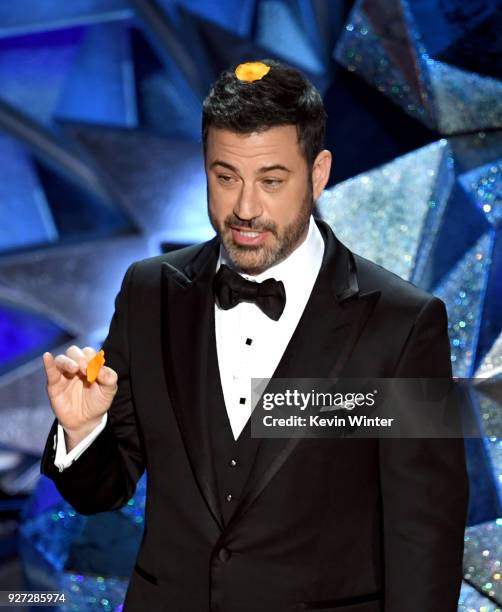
(477, 333, 502, 379)
(319, 135, 501, 385)
(0, 1, 132, 38)
(137, 66, 202, 141)
(0, 332, 107, 460)
(318, 139, 453, 281)
(0, 302, 72, 375)
(472, 374, 502, 526)
(334, 1, 433, 128)
(433, 233, 492, 378)
(408, 0, 501, 79)
(0, 29, 84, 127)
(458, 580, 501, 612)
(19, 474, 146, 610)
(255, 0, 324, 75)
(157, 0, 256, 38)
(32, 162, 134, 243)
(451, 131, 502, 172)
(335, 0, 502, 134)
(61, 124, 214, 244)
(0, 404, 61, 457)
(463, 518, 502, 606)
(0, 338, 97, 456)
(0, 135, 57, 253)
(131, 23, 205, 141)
(0, 1, 498, 610)
(484, 430, 502, 507)
(0, 450, 43, 497)
(318, 132, 502, 534)
(0, 236, 149, 336)
(60, 574, 127, 612)
(476, 229, 502, 375)
(475, 379, 502, 440)
(428, 60, 502, 135)
(459, 161, 502, 228)
(0, 333, 111, 501)
(55, 22, 137, 127)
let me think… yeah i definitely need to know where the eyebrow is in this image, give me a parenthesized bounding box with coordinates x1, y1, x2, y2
(209, 160, 291, 174)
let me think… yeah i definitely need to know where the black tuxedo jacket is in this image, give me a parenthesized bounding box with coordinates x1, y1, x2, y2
(41, 219, 469, 612)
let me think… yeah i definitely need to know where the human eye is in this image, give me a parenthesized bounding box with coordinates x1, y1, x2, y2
(262, 178, 283, 189)
(217, 174, 237, 185)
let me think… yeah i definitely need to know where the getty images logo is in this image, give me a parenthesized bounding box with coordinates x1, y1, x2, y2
(261, 389, 377, 412)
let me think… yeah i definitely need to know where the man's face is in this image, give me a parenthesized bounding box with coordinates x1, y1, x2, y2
(205, 125, 314, 275)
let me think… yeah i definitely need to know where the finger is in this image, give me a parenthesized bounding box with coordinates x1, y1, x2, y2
(54, 354, 80, 375)
(66, 345, 88, 375)
(82, 346, 97, 359)
(96, 365, 117, 389)
(42, 352, 61, 386)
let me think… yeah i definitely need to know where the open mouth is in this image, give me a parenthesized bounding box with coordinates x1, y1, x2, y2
(230, 226, 270, 246)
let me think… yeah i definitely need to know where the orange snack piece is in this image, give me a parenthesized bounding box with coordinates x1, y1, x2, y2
(234, 61, 270, 82)
(86, 350, 105, 383)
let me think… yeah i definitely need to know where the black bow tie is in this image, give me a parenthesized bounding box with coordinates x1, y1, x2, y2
(213, 264, 286, 321)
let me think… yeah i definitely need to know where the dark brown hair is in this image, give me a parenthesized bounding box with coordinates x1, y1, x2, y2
(202, 59, 326, 169)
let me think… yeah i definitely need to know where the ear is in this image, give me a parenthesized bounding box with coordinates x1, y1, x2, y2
(311, 150, 332, 200)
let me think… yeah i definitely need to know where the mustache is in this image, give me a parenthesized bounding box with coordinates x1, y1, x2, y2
(224, 215, 278, 234)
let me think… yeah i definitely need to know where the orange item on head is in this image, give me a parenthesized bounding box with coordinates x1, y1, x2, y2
(86, 350, 105, 383)
(234, 61, 270, 82)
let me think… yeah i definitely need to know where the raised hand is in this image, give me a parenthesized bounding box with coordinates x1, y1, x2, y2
(42, 345, 118, 448)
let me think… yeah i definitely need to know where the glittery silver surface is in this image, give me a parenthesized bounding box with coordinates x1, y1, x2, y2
(119, 474, 146, 525)
(0, 1, 131, 38)
(0, 134, 58, 252)
(486, 434, 502, 499)
(0, 404, 54, 455)
(474, 374, 502, 498)
(20, 483, 145, 610)
(60, 573, 128, 611)
(0, 334, 107, 459)
(0, 27, 82, 126)
(450, 132, 502, 175)
(256, 0, 324, 75)
(477, 333, 502, 379)
(463, 519, 502, 605)
(334, 1, 433, 127)
(476, 381, 502, 437)
(64, 125, 215, 244)
(428, 60, 502, 135)
(20, 502, 86, 572)
(459, 161, 502, 228)
(318, 140, 451, 280)
(433, 233, 492, 378)
(0, 236, 149, 336)
(459, 580, 502, 612)
(0, 352, 60, 454)
(334, 0, 502, 134)
(0, 0, 498, 606)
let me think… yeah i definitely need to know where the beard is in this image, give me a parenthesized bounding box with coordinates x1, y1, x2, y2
(208, 178, 314, 275)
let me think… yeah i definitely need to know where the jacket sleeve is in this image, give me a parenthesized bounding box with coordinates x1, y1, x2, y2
(40, 261, 146, 515)
(379, 296, 469, 611)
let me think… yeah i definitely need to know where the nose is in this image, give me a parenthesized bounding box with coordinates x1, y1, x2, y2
(233, 181, 263, 221)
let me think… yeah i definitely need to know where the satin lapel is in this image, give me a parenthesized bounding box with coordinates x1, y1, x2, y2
(160, 238, 224, 531)
(225, 220, 381, 529)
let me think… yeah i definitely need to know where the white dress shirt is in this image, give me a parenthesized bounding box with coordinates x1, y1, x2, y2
(54, 216, 324, 470)
(214, 215, 324, 439)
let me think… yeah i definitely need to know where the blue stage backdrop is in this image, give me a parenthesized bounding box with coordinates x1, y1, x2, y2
(0, 1, 500, 610)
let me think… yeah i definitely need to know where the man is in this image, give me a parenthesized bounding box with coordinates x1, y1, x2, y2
(41, 59, 468, 612)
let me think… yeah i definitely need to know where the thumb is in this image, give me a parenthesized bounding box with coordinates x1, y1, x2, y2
(96, 365, 118, 389)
